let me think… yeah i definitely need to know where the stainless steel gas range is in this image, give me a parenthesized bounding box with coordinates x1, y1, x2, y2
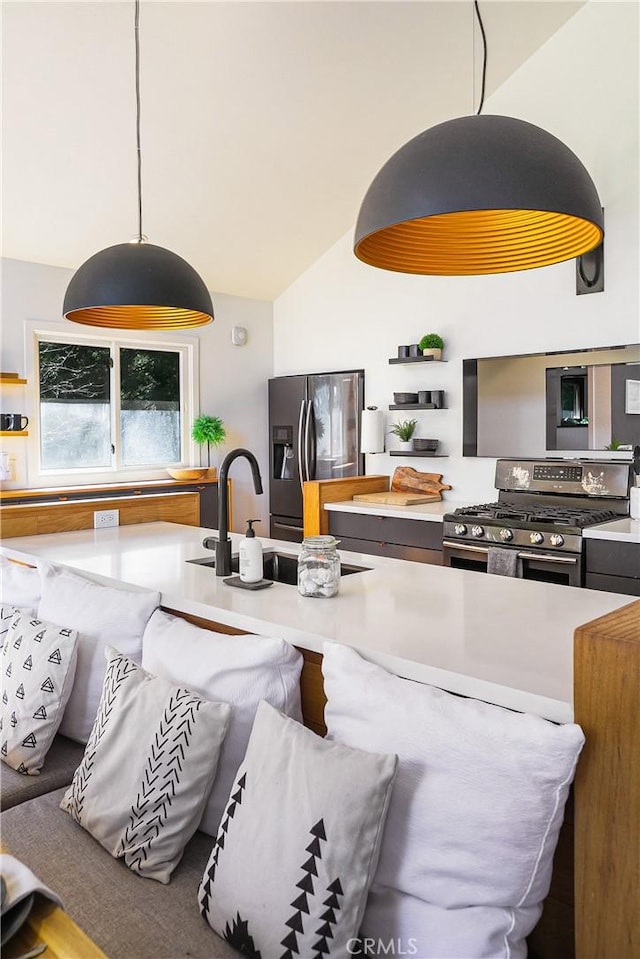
(443, 459, 632, 587)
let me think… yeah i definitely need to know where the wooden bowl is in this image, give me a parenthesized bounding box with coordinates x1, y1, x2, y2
(166, 468, 210, 481)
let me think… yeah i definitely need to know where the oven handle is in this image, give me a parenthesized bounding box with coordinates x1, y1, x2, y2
(442, 542, 579, 564)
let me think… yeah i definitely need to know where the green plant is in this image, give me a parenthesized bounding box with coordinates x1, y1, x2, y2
(389, 418, 417, 442)
(605, 438, 622, 451)
(191, 414, 226, 466)
(418, 333, 444, 351)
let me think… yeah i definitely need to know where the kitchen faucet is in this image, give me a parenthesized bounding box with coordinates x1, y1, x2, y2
(215, 448, 263, 576)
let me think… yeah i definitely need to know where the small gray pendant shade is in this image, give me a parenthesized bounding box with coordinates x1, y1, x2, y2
(63, 242, 214, 331)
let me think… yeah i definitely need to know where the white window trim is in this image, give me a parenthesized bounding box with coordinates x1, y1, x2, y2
(24, 320, 200, 487)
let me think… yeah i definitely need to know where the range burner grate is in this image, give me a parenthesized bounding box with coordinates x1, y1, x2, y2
(452, 502, 619, 529)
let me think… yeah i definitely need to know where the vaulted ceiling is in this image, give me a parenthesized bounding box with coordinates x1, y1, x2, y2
(2, 1, 583, 300)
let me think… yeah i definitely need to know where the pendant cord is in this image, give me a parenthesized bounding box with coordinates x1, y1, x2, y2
(134, 0, 143, 241)
(474, 1, 487, 115)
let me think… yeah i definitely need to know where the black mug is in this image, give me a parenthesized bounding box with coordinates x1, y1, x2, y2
(1, 413, 28, 431)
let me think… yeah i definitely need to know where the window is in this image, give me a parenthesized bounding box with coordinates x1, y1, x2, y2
(36, 333, 193, 474)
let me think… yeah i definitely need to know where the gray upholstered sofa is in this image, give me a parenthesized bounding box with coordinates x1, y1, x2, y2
(2, 781, 238, 959)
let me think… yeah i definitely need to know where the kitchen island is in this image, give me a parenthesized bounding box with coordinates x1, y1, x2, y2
(2, 521, 630, 723)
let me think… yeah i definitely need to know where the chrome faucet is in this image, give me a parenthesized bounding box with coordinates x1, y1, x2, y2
(215, 448, 263, 576)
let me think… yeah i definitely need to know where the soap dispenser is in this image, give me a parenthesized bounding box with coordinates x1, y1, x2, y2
(239, 519, 263, 583)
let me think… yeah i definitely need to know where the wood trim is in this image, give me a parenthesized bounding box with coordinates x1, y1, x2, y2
(573, 599, 640, 959)
(0, 478, 218, 502)
(0, 376, 27, 385)
(0, 492, 200, 538)
(303, 475, 389, 536)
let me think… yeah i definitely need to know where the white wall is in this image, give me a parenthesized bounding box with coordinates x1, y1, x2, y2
(0, 257, 273, 532)
(273, 2, 639, 503)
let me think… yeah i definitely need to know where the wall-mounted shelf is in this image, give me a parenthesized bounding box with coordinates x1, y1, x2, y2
(0, 377, 27, 386)
(389, 404, 446, 411)
(0, 431, 28, 437)
(388, 357, 447, 365)
(389, 451, 447, 458)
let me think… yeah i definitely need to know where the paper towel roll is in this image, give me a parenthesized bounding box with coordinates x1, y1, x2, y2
(361, 407, 385, 453)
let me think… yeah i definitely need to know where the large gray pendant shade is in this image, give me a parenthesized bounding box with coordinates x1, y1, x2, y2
(63, 242, 214, 330)
(354, 114, 604, 276)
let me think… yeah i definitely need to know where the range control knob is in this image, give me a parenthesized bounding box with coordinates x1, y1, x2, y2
(530, 531, 544, 546)
(454, 523, 467, 536)
(549, 533, 565, 547)
(471, 525, 485, 538)
(499, 528, 513, 542)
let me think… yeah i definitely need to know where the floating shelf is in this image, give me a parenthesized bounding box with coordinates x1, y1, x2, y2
(388, 357, 447, 365)
(0, 431, 28, 437)
(0, 377, 27, 386)
(389, 451, 447, 457)
(389, 404, 446, 411)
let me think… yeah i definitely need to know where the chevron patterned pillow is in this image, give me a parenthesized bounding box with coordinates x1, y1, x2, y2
(1, 611, 78, 775)
(60, 647, 231, 884)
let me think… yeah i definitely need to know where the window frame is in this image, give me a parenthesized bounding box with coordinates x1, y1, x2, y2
(26, 320, 200, 485)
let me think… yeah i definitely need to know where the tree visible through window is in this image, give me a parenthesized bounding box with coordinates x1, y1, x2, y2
(38, 339, 183, 471)
(120, 348, 180, 466)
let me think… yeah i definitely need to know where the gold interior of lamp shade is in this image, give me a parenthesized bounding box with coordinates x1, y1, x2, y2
(354, 209, 604, 275)
(65, 305, 213, 331)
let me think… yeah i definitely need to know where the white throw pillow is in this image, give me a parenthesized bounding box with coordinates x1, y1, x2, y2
(199, 701, 397, 958)
(61, 647, 231, 884)
(322, 641, 585, 959)
(0, 551, 41, 609)
(1, 611, 78, 775)
(141, 608, 303, 836)
(1, 605, 35, 647)
(37, 563, 160, 743)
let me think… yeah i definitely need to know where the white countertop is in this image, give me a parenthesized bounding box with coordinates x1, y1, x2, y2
(583, 518, 640, 543)
(2, 523, 633, 724)
(325, 499, 471, 522)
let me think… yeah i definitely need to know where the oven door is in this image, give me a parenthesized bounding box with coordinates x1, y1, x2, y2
(442, 541, 583, 587)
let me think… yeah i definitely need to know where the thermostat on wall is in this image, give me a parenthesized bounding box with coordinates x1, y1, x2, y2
(231, 326, 247, 346)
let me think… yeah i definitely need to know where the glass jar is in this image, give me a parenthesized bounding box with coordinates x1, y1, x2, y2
(297, 535, 341, 598)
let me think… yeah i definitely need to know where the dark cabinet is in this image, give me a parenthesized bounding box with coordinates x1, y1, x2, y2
(585, 538, 640, 596)
(328, 510, 443, 565)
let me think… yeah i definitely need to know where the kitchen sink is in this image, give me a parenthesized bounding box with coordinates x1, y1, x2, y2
(187, 550, 370, 586)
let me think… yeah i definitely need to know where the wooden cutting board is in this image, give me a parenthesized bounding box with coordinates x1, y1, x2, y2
(353, 491, 441, 506)
(391, 466, 452, 497)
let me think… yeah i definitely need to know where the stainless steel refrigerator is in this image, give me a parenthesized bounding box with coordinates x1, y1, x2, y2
(268, 370, 365, 541)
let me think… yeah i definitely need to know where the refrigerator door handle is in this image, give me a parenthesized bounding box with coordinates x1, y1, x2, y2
(304, 399, 316, 481)
(297, 400, 306, 490)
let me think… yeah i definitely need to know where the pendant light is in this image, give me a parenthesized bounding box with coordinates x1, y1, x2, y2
(354, 2, 604, 276)
(63, 0, 213, 330)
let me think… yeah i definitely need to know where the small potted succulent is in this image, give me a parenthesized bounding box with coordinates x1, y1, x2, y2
(389, 418, 417, 452)
(191, 414, 226, 472)
(419, 333, 444, 361)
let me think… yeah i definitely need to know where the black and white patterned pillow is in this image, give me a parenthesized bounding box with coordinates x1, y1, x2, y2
(60, 647, 231, 884)
(198, 701, 397, 958)
(1, 611, 78, 775)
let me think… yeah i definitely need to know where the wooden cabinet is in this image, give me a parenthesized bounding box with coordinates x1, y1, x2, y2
(328, 510, 443, 565)
(585, 539, 640, 596)
(0, 479, 223, 537)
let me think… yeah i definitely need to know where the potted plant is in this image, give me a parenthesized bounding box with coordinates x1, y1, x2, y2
(191, 414, 226, 473)
(419, 333, 444, 361)
(389, 418, 417, 452)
